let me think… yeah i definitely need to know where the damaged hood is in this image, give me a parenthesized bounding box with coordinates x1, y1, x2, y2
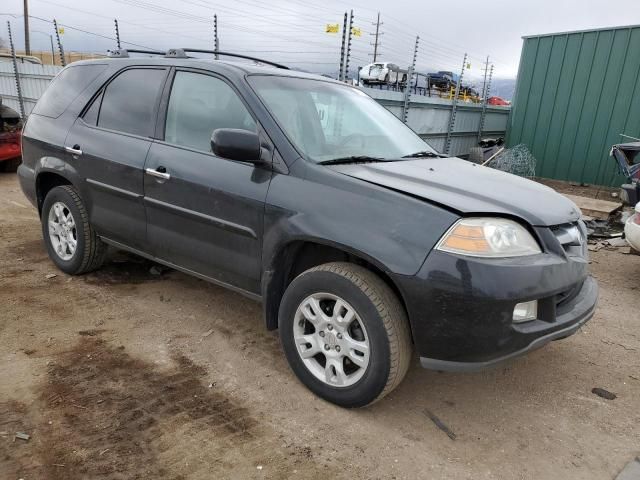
(328, 157, 580, 226)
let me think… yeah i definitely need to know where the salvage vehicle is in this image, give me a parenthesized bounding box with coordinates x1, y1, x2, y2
(0, 99, 22, 172)
(359, 62, 407, 86)
(610, 141, 640, 205)
(427, 70, 455, 89)
(624, 203, 640, 251)
(18, 50, 598, 407)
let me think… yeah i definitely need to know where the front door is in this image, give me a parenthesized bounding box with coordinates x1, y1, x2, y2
(65, 66, 169, 249)
(143, 70, 271, 294)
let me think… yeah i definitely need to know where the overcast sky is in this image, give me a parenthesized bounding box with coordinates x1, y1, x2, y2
(3, 0, 640, 78)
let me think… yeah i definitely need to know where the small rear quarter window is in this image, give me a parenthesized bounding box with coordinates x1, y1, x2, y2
(32, 64, 107, 118)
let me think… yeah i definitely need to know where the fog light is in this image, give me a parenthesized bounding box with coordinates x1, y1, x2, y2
(513, 300, 538, 323)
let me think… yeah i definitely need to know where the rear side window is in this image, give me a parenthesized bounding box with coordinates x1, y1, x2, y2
(95, 68, 167, 137)
(32, 64, 107, 118)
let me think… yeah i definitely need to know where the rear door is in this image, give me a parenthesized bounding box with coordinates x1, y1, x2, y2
(65, 66, 169, 249)
(143, 69, 272, 294)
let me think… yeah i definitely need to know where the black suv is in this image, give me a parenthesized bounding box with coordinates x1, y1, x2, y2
(18, 50, 598, 407)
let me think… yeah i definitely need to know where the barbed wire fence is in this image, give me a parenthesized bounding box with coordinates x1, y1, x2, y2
(1, 2, 510, 159)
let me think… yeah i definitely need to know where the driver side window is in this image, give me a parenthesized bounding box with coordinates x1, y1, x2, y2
(164, 71, 257, 152)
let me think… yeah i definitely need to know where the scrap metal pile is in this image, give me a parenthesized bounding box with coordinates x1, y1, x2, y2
(484, 143, 536, 178)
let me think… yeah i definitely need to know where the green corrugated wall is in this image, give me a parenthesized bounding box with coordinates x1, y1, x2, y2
(507, 25, 640, 186)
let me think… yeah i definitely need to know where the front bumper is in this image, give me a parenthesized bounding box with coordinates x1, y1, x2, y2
(393, 246, 598, 371)
(419, 276, 597, 371)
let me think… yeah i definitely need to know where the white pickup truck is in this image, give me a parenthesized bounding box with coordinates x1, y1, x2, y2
(359, 62, 407, 86)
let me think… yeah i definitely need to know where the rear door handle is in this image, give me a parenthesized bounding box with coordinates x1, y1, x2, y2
(145, 167, 171, 180)
(65, 145, 83, 156)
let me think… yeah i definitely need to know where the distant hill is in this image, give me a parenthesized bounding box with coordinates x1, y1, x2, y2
(489, 78, 517, 101)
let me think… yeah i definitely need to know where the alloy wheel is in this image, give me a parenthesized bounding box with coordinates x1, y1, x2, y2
(47, 201, 77, 261)
(293, 292, 370, 387)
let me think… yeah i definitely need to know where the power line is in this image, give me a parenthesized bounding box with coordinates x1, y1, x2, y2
(28, 14, 156, 49)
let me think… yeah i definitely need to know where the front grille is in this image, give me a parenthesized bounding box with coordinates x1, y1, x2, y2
(550, 222, 587, 258)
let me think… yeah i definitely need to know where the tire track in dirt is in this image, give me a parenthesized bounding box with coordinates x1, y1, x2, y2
(1, 334, 341, 479)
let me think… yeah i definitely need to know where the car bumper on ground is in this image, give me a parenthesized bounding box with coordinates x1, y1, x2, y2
(394, 247, 598, 372)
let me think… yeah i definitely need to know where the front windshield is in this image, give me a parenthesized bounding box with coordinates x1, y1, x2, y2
(248, 75, 437, 162)
(369, 64, 384, 76)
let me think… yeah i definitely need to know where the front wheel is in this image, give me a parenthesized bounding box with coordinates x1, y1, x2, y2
(279, 262, 412, 407)
(41, 185, 107, 275)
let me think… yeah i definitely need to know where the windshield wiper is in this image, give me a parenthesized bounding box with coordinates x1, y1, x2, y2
(401, 151, 443, 158)
(318, 155, 388, 165)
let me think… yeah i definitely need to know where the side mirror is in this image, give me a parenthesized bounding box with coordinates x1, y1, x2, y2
(211, 128, 263, 163)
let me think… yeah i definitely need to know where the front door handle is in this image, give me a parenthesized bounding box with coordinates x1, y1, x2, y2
(145, 167, 171, 180)
(65, 144, 83, 156)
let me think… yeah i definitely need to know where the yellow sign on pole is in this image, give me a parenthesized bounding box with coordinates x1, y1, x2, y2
(351, 27, 362, 37)
(58, 27, 65, 35)
(325, 23, 339, 34)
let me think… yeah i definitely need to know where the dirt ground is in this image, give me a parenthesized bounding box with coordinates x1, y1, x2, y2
(0, 171, 638, 480)
(535, 177, 619, 201)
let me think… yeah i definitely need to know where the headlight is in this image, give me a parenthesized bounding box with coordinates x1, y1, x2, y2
(436, 217, 542, 257)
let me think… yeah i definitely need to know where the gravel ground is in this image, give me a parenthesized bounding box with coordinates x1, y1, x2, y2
(0, 171, 639, 479)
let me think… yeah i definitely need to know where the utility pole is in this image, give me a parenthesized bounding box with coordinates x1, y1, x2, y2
(114, 18, 121, 50)
(402, 35, 419, 124)
(444, 53, 468, 155)
(23, 0, 31, 56)
(49, 34, 55, 64)
(478, 63, 494, 141)
(370, 12, 383, 62)
(214, 14, 219, 59)
(338, 12, 348, 81)
(344, 9, 354, 83)
(480, 55, 489, 101)
(7, 21, 26, 119)
(53, 18, 66, 67)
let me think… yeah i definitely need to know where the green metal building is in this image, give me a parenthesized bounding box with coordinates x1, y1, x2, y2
(507, 24, 640, 186)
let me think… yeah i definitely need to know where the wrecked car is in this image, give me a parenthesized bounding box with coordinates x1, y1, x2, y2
(0, 99, 22, 172)
(18, 51, 598, 407)
(624, 203, 640, 251)
(610, 141, 640, 205)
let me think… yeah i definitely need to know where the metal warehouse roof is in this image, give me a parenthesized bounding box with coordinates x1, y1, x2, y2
(507, 24, 640, 186)
(522, 23, 640, 39)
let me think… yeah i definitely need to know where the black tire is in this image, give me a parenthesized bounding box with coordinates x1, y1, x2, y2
(279, 262, 412, 408)
(41, 185, 107, 275)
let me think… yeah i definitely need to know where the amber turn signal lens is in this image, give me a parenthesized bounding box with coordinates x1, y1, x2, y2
(440, 225, 491, 254)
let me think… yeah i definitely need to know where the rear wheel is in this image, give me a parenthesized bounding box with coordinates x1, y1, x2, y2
(41, 185, 107, 274)
(279, 262, 412, 407)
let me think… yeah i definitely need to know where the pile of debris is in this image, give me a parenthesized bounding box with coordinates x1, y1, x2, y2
(585, 209, 637, 254)
(484, 143, 536, 178)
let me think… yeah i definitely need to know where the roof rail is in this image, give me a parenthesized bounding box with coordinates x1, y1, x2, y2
(165, 48, 289, 69)
(107, 48, 166, 58)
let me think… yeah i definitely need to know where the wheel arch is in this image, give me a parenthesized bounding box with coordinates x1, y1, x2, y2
(261, 239, 412, 338)
(35, 171, 75, 215)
